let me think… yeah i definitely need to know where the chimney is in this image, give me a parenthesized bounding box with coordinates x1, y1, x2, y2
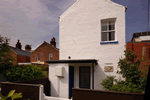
(25, 44, 31, 51)
(50, 37, 56, 47)
(15, 40, 22, 49)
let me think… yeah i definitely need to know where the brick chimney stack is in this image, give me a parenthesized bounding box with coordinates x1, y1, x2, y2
(25, 44, 31, 51)
(15, 40, 22, 49)
(50, 37, 56, 47)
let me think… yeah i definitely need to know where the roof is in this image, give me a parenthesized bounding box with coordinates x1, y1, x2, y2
(32, 41, 59, 53)
(44, 41, 59, 51)
(9, 46, 31, 57)
(131, 31, 150, 42)
(46, 59, 97, 65)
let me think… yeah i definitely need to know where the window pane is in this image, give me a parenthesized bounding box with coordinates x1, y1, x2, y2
(109, 32, 115, 41)
(37, 54, 40, 61)
(49, 53, 53, 60)
(102, 32, 107, 41)
(109, 21, 115, 30)
(101, 22, 107, 31)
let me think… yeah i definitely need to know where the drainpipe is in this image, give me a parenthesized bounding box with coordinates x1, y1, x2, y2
(92, 63, 94, 89)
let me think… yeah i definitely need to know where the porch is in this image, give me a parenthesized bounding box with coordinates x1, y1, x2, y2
(46, 59, 97, 99)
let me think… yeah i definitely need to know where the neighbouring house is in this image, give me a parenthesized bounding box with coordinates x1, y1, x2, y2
(8, 40, 31, 65)
(131, 31, 150, 42)
(30, 37, 59, 66)
(46, 0, 127, 99)
(126, 31, 150, 77)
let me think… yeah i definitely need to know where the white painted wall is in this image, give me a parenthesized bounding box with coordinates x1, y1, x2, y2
(49, 63, 69, 98)
(59, 0, 126, 90)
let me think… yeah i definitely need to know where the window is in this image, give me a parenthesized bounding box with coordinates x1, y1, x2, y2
(49, 53, 53, 60)
(101, 20, 115, 41)
(37, 54, 40, 61)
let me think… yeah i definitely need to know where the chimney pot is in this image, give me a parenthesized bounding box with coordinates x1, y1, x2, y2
(50, 37, 56, 48)
(16, 39, 22, 49)
(25, 44, 31, 51)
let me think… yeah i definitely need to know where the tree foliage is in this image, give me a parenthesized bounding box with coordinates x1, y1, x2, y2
(4, 65, 45, 82)
(101, 49, 147, 93)
(0, 35, 14, 64)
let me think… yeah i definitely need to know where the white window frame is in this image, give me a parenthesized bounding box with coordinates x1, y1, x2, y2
(37, 54, 40, 62)
(101, 18, 116, 42)
(49, 53, 53, 60)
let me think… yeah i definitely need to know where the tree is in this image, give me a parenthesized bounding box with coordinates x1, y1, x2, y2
(0, 35, 14, 64)
(0, 35, 15, 74)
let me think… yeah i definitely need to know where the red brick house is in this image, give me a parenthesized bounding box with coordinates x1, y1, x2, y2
(30, 37, 59, 65)
(127, 31, 150, 60)
(9, 40, 31, 65)
(126, 31, 150, 77)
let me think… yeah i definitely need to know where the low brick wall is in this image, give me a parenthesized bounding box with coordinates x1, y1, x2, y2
(17, 78, 51, 96)
(1, 82, 40, 100)
(72, 88, 144, 100)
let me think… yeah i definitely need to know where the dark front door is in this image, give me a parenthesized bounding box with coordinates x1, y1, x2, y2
(69, 66, 74, 99)
(79, 67, 91, 89)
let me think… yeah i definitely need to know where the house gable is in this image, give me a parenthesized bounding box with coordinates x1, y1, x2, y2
(31, 41, 59, 64)
(60, 0, 126, 19)
(8, 48, 18, 65)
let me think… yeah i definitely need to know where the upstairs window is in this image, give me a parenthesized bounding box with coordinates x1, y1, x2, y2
(101, 20, 115, 41)
(49, 53, 53, 60)
(37, 54, 40, 61)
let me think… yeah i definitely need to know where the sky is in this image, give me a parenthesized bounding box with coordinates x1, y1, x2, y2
(0, 0, 149, 50)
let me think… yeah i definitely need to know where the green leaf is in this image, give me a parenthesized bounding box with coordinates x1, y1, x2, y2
(11, 93, 22, 99)
(7, 90, 15, 97)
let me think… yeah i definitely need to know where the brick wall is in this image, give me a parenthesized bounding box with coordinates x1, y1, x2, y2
(9, 49, 18, 65)
(126, 42, 150, 61)
(126, 42, 150, 77)
(31, 42, 59, 65)
(17, 55, 30, 63)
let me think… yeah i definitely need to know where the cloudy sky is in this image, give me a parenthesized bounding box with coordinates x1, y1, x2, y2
(0, 0, 149, 50)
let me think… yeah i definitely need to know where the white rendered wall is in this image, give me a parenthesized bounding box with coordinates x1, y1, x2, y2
(59, 0, 126, 90)
(49, 63, 69, 98)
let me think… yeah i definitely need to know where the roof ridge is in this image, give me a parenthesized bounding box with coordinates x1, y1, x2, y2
(9, 46, 30, 52)
(44, 41, 59, 51)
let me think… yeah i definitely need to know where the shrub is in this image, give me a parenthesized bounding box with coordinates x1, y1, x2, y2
(100, 76, 116, 90)
(100, 49, 147, 93)
(110, 83, 143, 93)
(4, 65, 45, 82)
(41, 67, 49, 71)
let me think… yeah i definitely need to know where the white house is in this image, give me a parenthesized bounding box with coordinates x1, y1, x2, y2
(46, 0, 127, 99)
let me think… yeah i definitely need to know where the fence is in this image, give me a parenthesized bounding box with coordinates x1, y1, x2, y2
(17, 78, 51, 96)
(72, 88, 144, 100)
(1, 82, 44, 100)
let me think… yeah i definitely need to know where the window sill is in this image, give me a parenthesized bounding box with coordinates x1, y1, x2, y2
(100, 41, 118, 44)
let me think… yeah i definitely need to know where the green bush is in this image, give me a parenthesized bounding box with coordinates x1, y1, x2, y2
(4, 65, 45, 82)
(100, 49, 147, 93)
(109, 83, 143, 93)
(0, 63, 13, 73)
(100, 76, 116, 90)
(41, 67, 48, 71)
